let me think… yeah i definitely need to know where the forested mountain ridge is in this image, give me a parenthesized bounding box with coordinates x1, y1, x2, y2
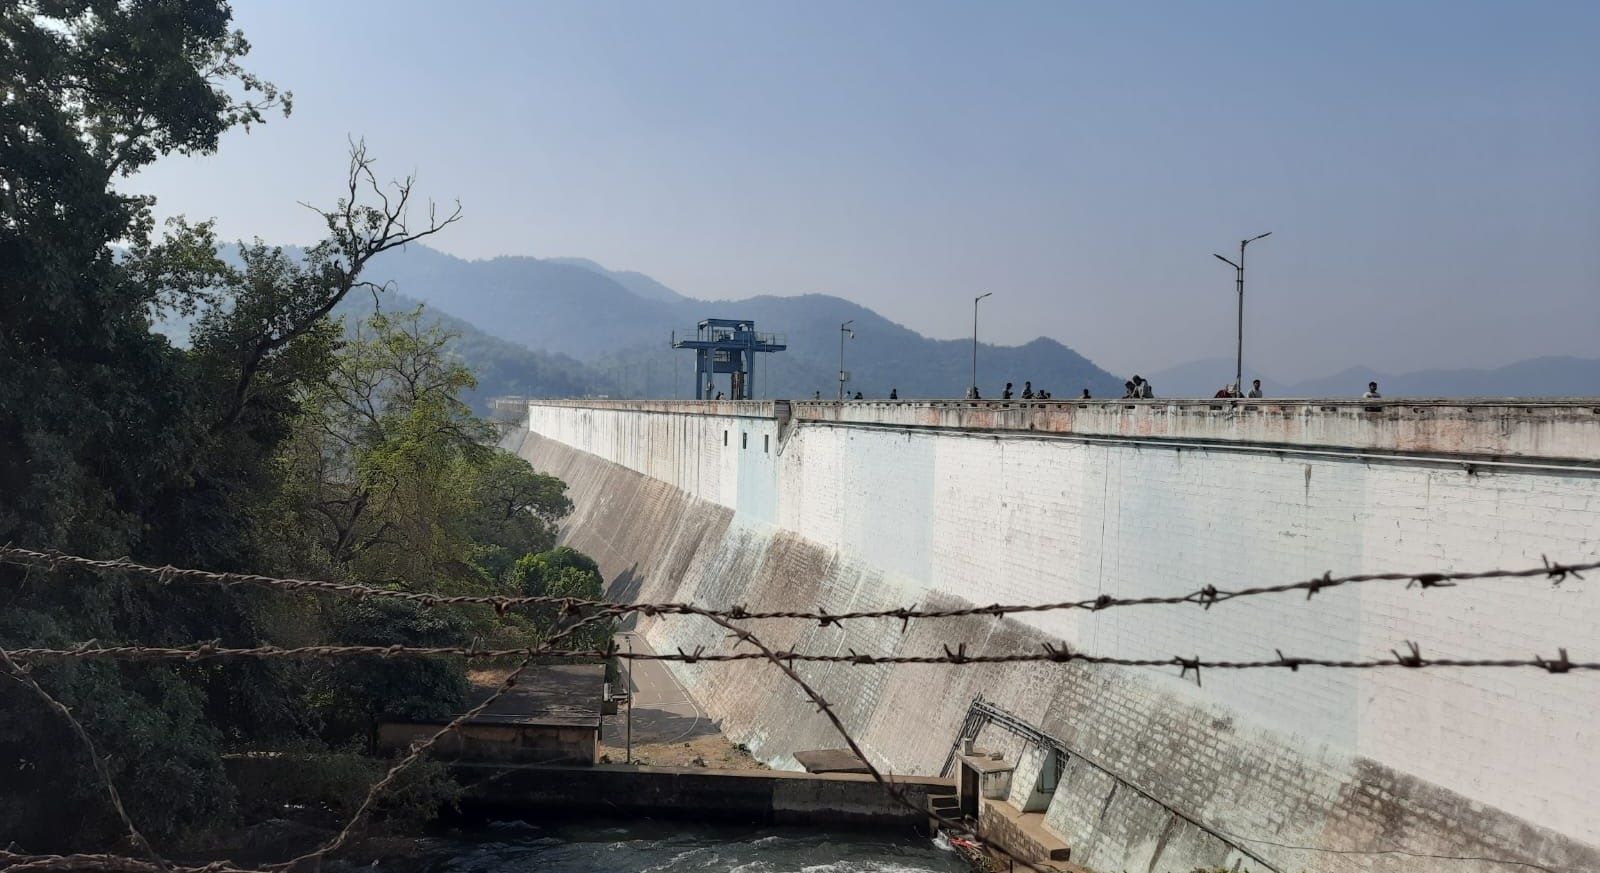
(359, 245, 1125, 399)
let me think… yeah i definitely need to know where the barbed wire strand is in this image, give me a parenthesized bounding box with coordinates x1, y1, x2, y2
(4, 640, 1593, 675)
(3, 544, 1590, 872)
(0, 650, 171, 872)
(0, 852, 253, 873)
(264, 607, 619, 872)
(0, 546, 1590, 628)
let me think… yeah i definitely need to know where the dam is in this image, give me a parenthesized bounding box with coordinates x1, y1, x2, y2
(506, 397, 1600, 873)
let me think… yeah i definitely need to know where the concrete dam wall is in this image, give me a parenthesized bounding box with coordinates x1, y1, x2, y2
(509, 398, 1600, 873)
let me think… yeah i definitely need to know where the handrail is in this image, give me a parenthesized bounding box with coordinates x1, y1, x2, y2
(946, 695, 1282, 873)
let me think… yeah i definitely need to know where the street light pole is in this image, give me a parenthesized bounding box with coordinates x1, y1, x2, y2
(838, 320, 854, 400)
(971, 292, 992, 398)
(625, 634, 633, 764)
(1213, 233, 1270, 394)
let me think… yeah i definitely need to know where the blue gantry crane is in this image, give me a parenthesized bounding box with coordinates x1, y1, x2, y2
(672, 318, 787, 400)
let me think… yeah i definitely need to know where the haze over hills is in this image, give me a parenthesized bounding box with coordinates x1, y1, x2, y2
(360, 245, 1124, 400)
(1150, 356, 1600, 399)
(545, 257, 688, 303)
(183, 244, 1597, 407)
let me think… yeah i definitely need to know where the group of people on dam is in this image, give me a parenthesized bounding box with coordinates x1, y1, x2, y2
(799, 377, 1386, 402)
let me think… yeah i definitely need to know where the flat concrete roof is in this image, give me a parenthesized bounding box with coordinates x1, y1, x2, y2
(464, 663, 605, 728)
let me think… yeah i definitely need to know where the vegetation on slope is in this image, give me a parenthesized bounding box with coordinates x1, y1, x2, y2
(0, 2, 602, 853)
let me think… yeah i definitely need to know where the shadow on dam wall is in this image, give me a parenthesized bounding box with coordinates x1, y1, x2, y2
(503, 424, 1599, 873)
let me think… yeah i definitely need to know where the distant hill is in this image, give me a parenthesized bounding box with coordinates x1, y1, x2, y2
(330, 291, 608, 410)
(170, 244, 1597, 404)
(1150, 356, 1600, 399)
(360, 246, 1123, 400)
(1145, 357, 1288, 398)
(1285, 357, 1600, 398)
(149, 244, 614, 412)
(545, 257, 689, 303)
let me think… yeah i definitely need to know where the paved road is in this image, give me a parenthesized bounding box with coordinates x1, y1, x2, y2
(612, 632, 717, 745)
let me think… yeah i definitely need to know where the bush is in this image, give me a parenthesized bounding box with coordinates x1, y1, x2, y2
(229, 748, 459, 831)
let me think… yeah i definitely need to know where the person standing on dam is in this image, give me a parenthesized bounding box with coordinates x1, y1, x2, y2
(1364, 381, 1382, 399)
(1002, 382, 1014, 400)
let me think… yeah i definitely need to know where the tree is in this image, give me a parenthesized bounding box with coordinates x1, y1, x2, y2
(464, 451, 572, 581)
(279, 306, 569, 590)
(313, 600, 469, 750)
(1, 0, 288, 562)
(0, 1, 290, 849)
(508, 548, 611, 649)
(512, 547, 602, 593)
(0, 3, 466, 850)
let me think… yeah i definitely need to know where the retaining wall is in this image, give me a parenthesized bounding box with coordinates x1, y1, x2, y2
(455, 764, 949, 829)
(509, 399, 1600, 873)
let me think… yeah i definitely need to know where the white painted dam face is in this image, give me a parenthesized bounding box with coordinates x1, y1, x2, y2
(513, 400, 1600, 873)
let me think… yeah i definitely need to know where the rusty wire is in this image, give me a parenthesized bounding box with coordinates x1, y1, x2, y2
(0, 546, 1590, 629)
(0, 853, 258, 873)
(2, 543, 1591, 873)
(1, 639, 1594, 676)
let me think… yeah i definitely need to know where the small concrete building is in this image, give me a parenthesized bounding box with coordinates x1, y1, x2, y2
(378, 663, 604, 765)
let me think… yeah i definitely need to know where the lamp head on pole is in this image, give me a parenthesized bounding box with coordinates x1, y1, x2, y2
(1213, 253, 1240, 269)
(976, 292, 993, 304)
(1246, 231, 1273, 245)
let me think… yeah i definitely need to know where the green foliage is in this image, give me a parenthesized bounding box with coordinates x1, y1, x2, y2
(278, 306, 570, 589)
(511, 546, 602, 596)
(509, 547, 612, 649)
(311, 601, 469, 748)
(0, 659, 235, 846)
(0, 0, 291, 850)
(0, 2, 557, 854)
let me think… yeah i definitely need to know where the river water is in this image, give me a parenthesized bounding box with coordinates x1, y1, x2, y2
(410, 820, 969, 873)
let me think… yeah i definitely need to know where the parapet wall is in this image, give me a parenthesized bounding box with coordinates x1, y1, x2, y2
(543, 397, 1600, 462)
(511, 398, 1600, 873)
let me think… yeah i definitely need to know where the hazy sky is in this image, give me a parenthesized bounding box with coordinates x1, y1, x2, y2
(133, 1, 1599, 381)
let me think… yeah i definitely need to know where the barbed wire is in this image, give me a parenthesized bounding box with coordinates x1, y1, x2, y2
(3, 640, 1592, 678)
(3, 542, 1591, 873)
(1, 546, 1589, 629)
(0, 853, 257, 873)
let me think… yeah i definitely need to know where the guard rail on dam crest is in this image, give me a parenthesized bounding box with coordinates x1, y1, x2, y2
(510, 396, 1600, 873)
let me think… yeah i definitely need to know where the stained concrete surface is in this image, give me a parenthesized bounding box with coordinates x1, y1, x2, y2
(600, 631, 764, 769)
(506, 414, 1600, 873)
(614, 631, 716, 744)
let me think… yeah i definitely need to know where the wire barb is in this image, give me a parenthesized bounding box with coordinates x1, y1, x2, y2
(1393, 641, 1425, 668)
